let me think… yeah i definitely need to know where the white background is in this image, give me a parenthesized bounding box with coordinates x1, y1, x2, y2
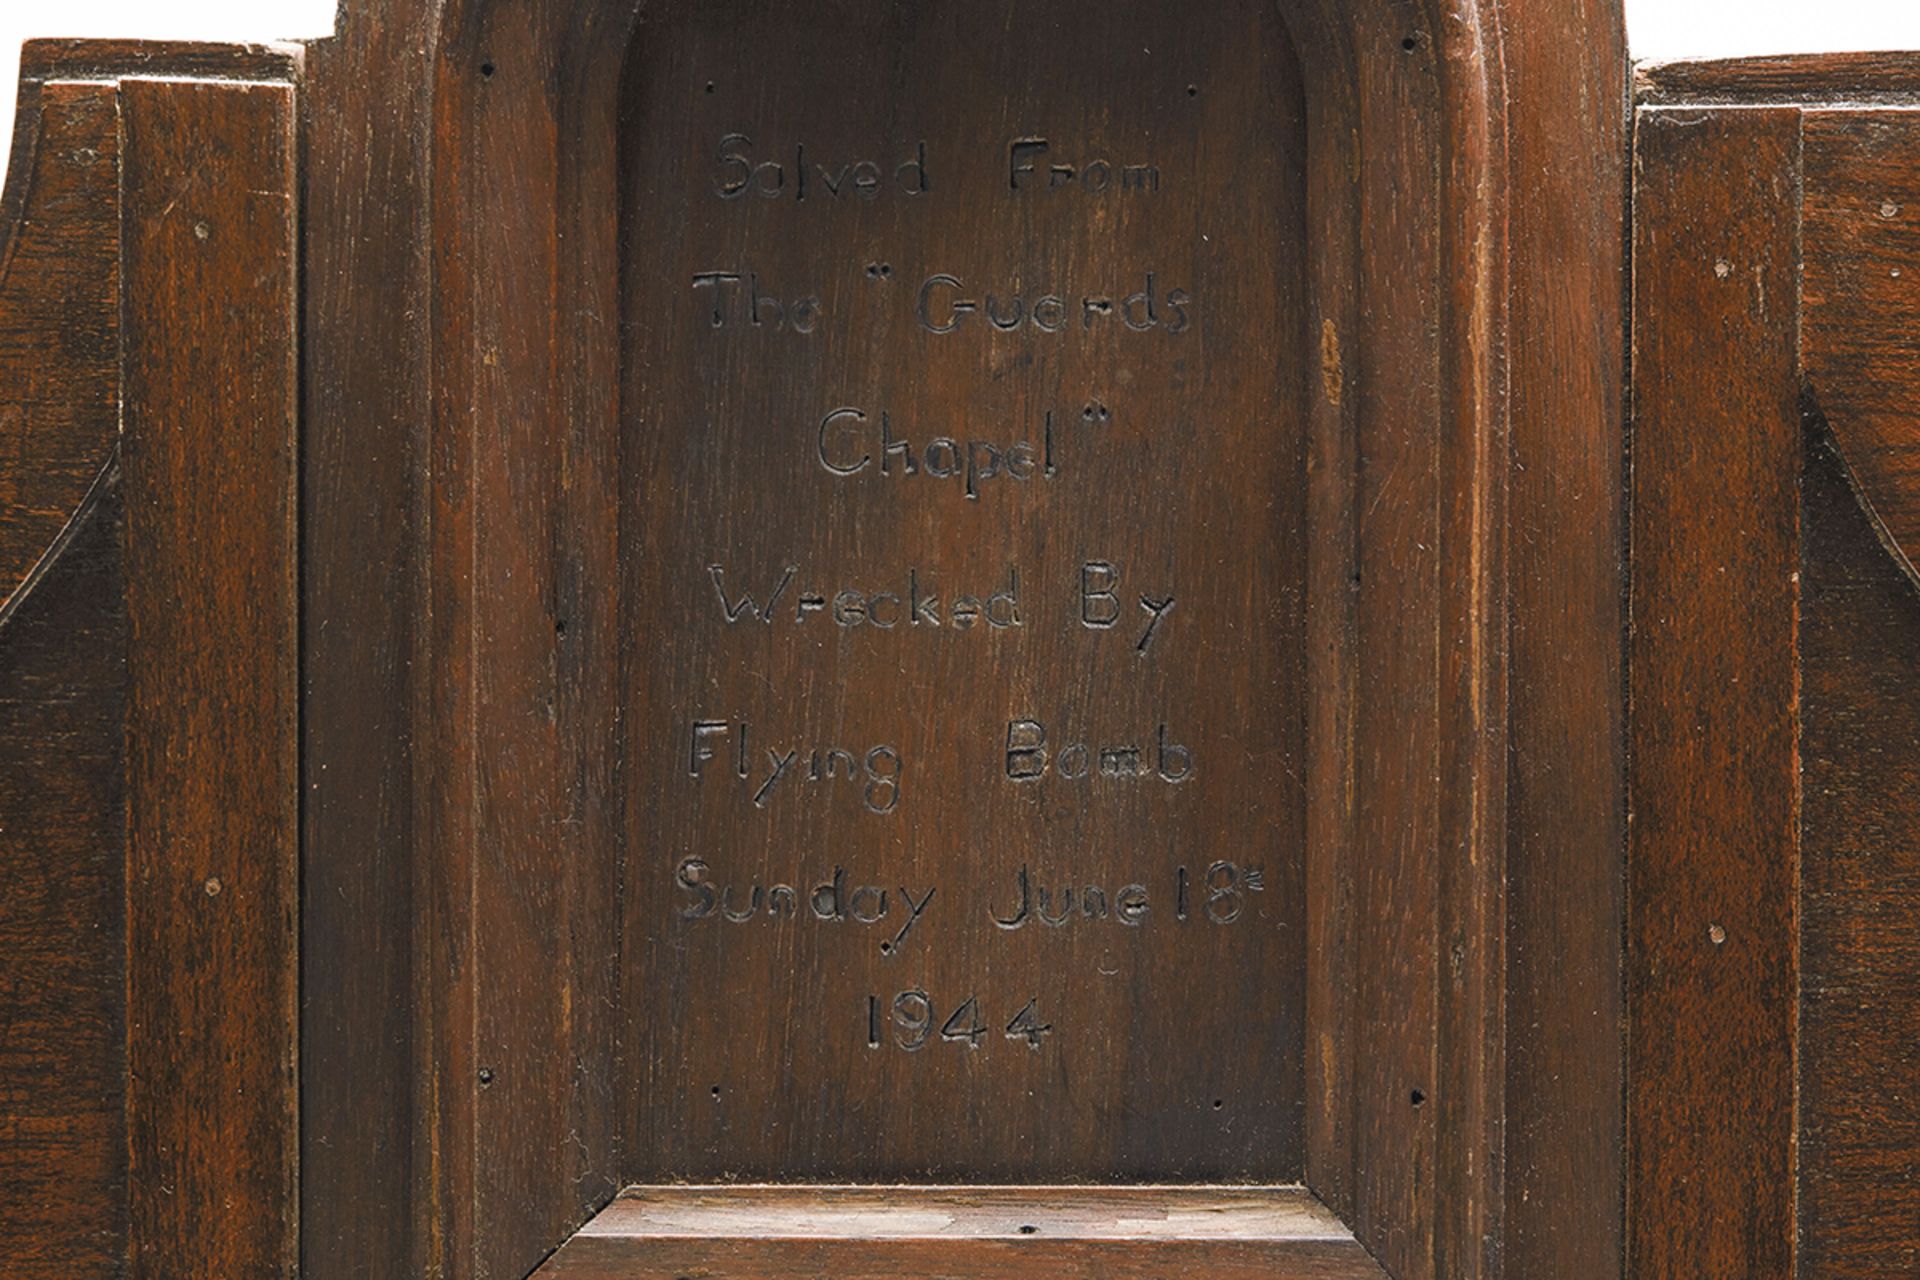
(0, 0, 1916, 187)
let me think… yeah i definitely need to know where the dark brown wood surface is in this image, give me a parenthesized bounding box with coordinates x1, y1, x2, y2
(1639, 51, 1920, 105)
(1630, 56, 1920, 1278)
(0, 42, 301, 1278)
(1629, 105, 1802, 1280)
(620, 0, 1309, 1184)
(1799, 431, 1920, 1277)
(0, 486, 126, 1275)
(0, 74, 125, 1277)
(0, 82, 119, 619)
(1803, 109, 1920, 584)
(298, 2, 444, 1271)
(120, 74, 301, 1278)
(287, 0, 1630, 1274)
(1497, 0, 1628, 1272)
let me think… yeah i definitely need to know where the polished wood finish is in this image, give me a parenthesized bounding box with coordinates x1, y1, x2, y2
(1629, 52, 1920, 1280)
(0, 4, 1639, 1277)
(1497, 2, 1628, 1273)
(298, 3, 443, 1271)
(1800, 432, 1920, 1277)
(537, 1187, 1385, 1279)
(121, 73, 301, 1279)
(0, 75, 125, 1278)
(301, 0, 1623, 1275)
(1803, 109, 1920, 583)
(1629, 105, 1803, 1280)
(0, 42, 300, 1278)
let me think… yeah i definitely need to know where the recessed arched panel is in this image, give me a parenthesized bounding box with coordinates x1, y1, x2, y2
(291, 0, 1627, 1273)
(618, 0, 1311, 1182)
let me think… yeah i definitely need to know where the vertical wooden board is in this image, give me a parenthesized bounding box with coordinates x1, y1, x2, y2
(0, 485, 127, 1275)
(0, 76, 126, 1278)
(1343, 15, 1443, 1275)
(425, 6, 636, 1272)
(298, 5, 440, 1272)
(618, 0, 1311, 1184)
(1798, 104, 1920, 1277)
(1629, 105, 1800, 1280)
(121, 77, 299, 1278)
(1798, 434, 1920, 1277)
(1499, 0, 1627, 1274)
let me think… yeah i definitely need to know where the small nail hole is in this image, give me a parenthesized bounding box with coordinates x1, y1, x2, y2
(704, 80, 716, 94)
(478, 1067, 495, 1087)
(1212, 1098, 1225, 1110)
(480, 61, 497, 78)
(1186, 84, 1198, 97)
(1018, 1224, 1038, 1235)
(1411, 1088, 1427, 1106)
(1402, 34, 1420, 51)
(710, 1085, 722, 1100)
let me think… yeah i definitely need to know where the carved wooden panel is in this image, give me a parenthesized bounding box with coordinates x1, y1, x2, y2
(296, 0, 1626, 1274)
(0, 1, 1635, 1276)
(618, 0, 1307, 1183)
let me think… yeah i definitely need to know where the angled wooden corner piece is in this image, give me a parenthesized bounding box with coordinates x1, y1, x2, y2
(1631, 49, 1920, 1280)
(0, 39, 300, 1280)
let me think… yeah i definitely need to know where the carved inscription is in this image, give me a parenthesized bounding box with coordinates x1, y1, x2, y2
(624, 0, 1306, 1180)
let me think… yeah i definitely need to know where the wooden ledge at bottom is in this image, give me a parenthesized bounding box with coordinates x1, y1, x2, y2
(535, 1186, 1385, 1278)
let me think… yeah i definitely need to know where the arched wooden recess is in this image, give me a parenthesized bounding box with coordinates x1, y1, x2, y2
(298, 1, 1625, 1277)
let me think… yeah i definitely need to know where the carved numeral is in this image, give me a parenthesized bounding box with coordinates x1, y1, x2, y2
(941, 995, 988, 1048)
(893, 989, 933, 1052)
(867, 992, 1055, 1052)
(1004, 998, 1053, 1048)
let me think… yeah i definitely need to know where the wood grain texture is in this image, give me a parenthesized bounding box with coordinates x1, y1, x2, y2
(121, 75, 300, 1279)
(0, 481, 126, 1276)
(536, 1186, 1384, 1279)
(1639, 51, 1920, 106)
(571, 1185, 1355, 1239)
(293, 1, 1627, 1272)
(0, 68, 128, 1280)
(422, 3, 637, 1273)
(297, 3, 443, 1273)
(619, 0, 1309, 1186)
(1799, 429, 1920, 1277)
(1498, 0, 1628, 1275)
(0, 82, 119, 622)
(538, 1237, 1386, 1280)
(1803, 108, 1920, 586)
(1629, 105, 1802, 1280)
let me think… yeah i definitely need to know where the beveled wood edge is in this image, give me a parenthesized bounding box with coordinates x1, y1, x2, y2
(0, 449, 119, 634)
(575, 1185, 1354, 1241)
(1637, 50, 1920, 105)
(20, 39, 304, 85)
(1, 41, 302, 280)
(534, 1185, 1390, 1279)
